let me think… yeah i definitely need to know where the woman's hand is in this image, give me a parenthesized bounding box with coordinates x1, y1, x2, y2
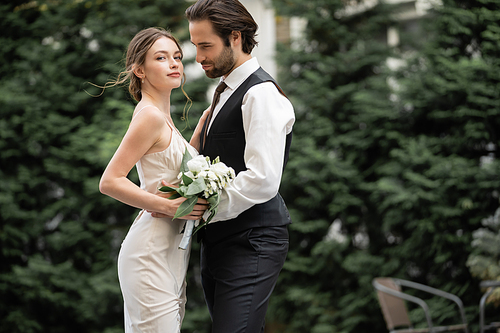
(149, 180, 209, 219)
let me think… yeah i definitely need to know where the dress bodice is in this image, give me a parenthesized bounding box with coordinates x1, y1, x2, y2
(134, 108, 198, 194)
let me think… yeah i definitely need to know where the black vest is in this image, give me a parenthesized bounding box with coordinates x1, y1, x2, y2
(200, 67, 292, 244)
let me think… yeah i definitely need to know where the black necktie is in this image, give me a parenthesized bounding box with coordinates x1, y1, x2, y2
(200, 81, 227, 150)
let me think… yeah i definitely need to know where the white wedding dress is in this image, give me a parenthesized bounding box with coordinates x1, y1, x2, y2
(117, 107, 198, 333)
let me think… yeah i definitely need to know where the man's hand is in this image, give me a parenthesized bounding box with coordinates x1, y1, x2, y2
(149, 180, 209, 219)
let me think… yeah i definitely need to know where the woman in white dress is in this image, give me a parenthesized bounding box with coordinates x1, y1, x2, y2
(99, 28, 208, 332)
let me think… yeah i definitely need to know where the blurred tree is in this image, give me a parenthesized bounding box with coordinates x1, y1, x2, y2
(0, 0, 212, 332)
(388, 1, 500, 330)
(3, 0, 499, 332)
(270, 0, 500, 332)
(270, 1, 396, 332)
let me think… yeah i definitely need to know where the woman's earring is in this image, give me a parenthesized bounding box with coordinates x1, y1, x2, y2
(141, 77, 145, 84)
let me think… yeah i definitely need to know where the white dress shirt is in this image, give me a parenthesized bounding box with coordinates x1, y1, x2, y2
(206, 57, 295, 223)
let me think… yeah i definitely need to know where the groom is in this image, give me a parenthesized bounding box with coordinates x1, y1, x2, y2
(187, 0, 295, 332)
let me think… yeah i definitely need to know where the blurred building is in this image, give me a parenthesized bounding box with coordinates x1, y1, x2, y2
(184, 0, 437, 96)
(252, 0, 438, 70)
(183, 0, 300, 99)
(183, 0, 288, 80)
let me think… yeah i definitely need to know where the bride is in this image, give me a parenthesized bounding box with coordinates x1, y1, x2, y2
(99, 27, 208, 332)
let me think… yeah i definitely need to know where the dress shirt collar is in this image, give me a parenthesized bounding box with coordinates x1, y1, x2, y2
(220, 57, 260, 91)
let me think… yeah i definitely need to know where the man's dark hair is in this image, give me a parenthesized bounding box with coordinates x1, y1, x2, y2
(185, 0, 258, 54)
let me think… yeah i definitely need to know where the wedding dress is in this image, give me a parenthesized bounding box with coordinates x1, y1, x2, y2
(117, 106, 198, 332)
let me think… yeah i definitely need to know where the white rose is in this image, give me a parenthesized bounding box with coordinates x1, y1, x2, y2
(205, 170, 217, 182)
(210, 162, 231, 179)
(187, 155, 209, 173)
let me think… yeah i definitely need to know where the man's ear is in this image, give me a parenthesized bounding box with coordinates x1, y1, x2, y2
(229, 31, 242, 47)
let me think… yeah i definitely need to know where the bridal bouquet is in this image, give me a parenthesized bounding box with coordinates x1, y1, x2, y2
(159, 148, 235, 250)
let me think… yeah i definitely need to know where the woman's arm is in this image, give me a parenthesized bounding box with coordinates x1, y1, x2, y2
(99, 107, 207, 220)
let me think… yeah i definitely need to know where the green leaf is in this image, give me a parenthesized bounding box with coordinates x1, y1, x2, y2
(158, 185, 177, 193)
(191, 194, 220, 234)
(182, 173, 194, 186)
(180, 148, 192, 173)
(185, 177, 207, 196)
(166, 192, 181, 200)
(176, 186, 187, 197)
(173, 196, 198, 219)
(205, 208, 217, 224)
(206, 194, 220, 206)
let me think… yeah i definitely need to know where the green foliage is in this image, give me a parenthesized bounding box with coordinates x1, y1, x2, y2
(3, 0, 500, 332)
(0, 0, 212, 332)
(271, 0, 500, 332)
(270, 0, 397, 331)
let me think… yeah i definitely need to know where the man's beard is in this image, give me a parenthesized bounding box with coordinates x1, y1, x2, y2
(204, 45, 236, 79)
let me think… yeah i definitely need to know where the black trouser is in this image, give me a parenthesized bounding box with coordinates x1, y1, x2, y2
(200, 225, 289, 333)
